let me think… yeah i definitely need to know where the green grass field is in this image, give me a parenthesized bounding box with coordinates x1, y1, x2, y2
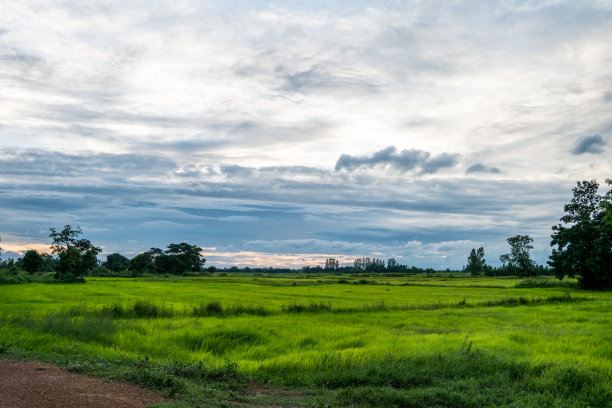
(1, 274, 611, 407)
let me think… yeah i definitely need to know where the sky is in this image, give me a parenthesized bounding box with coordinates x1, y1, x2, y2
(1, 0, 611, 269)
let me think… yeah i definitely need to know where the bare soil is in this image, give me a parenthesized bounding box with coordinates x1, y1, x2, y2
(0, 359, 168, 408)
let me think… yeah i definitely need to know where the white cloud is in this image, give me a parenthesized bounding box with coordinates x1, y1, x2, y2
(1, 1, 611, 267)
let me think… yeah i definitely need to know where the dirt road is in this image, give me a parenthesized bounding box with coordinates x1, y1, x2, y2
(0, 359, 167, 408)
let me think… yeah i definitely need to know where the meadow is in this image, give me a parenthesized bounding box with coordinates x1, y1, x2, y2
(1, 274, 611, 407)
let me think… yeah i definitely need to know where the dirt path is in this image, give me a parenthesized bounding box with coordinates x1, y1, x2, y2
(0, 359, 167, 408)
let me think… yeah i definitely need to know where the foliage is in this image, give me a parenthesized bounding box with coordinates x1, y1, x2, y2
(19, 250, 45, 274)
(465, 247, 487, 276)
(103, 253, 129, 272)
(128, 243, 205, 275)
(549, 179, 612, 289)
(500, 235, 535, 276)
(49, 225, 101, 280)
(325, 258, 339, 270)
(0, 275, 610, 407)
(0, 269, 31, 284)
(353, 258, 387, 273)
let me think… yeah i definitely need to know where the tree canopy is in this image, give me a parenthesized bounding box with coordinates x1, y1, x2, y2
(466, 247, 486, 276)
(128, 243, 205, 275)
(500, 235, 535, 276)
(549, 179, 612, 289)
(49, 225, 101, 280)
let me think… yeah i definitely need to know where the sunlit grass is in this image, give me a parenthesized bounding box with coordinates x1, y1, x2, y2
(1, 274, 610, 407)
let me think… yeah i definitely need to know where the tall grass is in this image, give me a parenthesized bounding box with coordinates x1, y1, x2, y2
(0, 275, 610, 407)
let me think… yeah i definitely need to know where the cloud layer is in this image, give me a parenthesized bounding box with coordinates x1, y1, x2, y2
(1, 1, 611, 268)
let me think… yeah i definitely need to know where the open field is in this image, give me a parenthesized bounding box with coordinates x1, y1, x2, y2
(1, 274, 611, 407)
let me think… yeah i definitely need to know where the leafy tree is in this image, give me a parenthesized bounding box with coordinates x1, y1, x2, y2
(165, 243, 205, 273)
(549, 179, 612, 289)
(103, 253, 129, 272)
(387, 258, 398, 271)
(324, 258, 339, 270)
(466, 247, 486, 276)
(20, 250, 44, 274)
(128, 252, 156, 275)
(128, 243, 205, 275)
(49, 225, 101, 280)
(500, 235, 535, 276)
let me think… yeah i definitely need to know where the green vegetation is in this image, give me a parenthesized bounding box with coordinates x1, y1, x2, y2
(0, 179, 611, 405)
(1, 274, 610, 407)
(550, 179, 612, 289)
(49, 225, 101, 281)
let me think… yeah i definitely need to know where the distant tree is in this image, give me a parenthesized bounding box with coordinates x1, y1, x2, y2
(165, 243, 206, 273)
(20, 250, 45, 274)
(128, 252, 156, 275)
(549, 179, 612, 289)
(49, 225, 101, 280)
(325, 258, 339, 270)
(387, 258, 398, 271)
(466, 247, 486, 276)
(128, 243, 205, 275)
(500, 235, 535, 276)
(366, 258, 385, 273)
(103, 253, 130, 272)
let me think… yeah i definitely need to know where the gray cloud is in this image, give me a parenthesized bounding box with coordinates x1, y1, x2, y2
(0, 149, 177, 177)
(219, 165, 254, 178)
(571, 135, 606, 155)
(2, 1, 611, 268)
(278, 64, 378, 95)
(335, 146, 459, 174)
(466, 163, 502, 174)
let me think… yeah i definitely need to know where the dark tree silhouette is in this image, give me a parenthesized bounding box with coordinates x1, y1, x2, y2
(466, 247, 486, 276)
(103, 253, 130, 272)
(549, 179, 612, 289)
(500, 235, 535, 276)
(49, 225, 101, 280)
(20, 250, 44, 274)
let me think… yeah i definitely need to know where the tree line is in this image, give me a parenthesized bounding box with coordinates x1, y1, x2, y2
(0, 225, 207, 281)
(1, 179, 611, 288)
(464, 179, 611, 289)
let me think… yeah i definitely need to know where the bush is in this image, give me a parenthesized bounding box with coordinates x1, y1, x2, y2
(0, 270, 31, 284)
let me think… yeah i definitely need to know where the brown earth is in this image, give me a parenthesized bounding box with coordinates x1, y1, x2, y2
(0, 359, 168, 408)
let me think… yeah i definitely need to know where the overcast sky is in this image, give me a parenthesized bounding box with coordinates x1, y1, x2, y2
(1, 0, 611, 268)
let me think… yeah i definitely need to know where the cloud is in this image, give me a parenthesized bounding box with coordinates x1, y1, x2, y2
(219, 165, 254, 178)
(335, 146, 459, 174)
(0, 149, 177, 177)
(571, 135, 606, 155)
(466, 163, 502, 174)
(2, 1, 612, 269)
(278, 64, 379, 95)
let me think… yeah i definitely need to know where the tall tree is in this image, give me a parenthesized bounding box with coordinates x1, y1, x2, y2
(20, 250, 44, 274)
(549, 179, 612, 289)
(466, 247, 486, 276)
(128, 252, 156, 275)
(500, 235, 535, 276)
(325, 258, 339, 270)
(103, 253, 130, 272)
(49, 225, 101, 280)
(165, 243, 205, 273)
